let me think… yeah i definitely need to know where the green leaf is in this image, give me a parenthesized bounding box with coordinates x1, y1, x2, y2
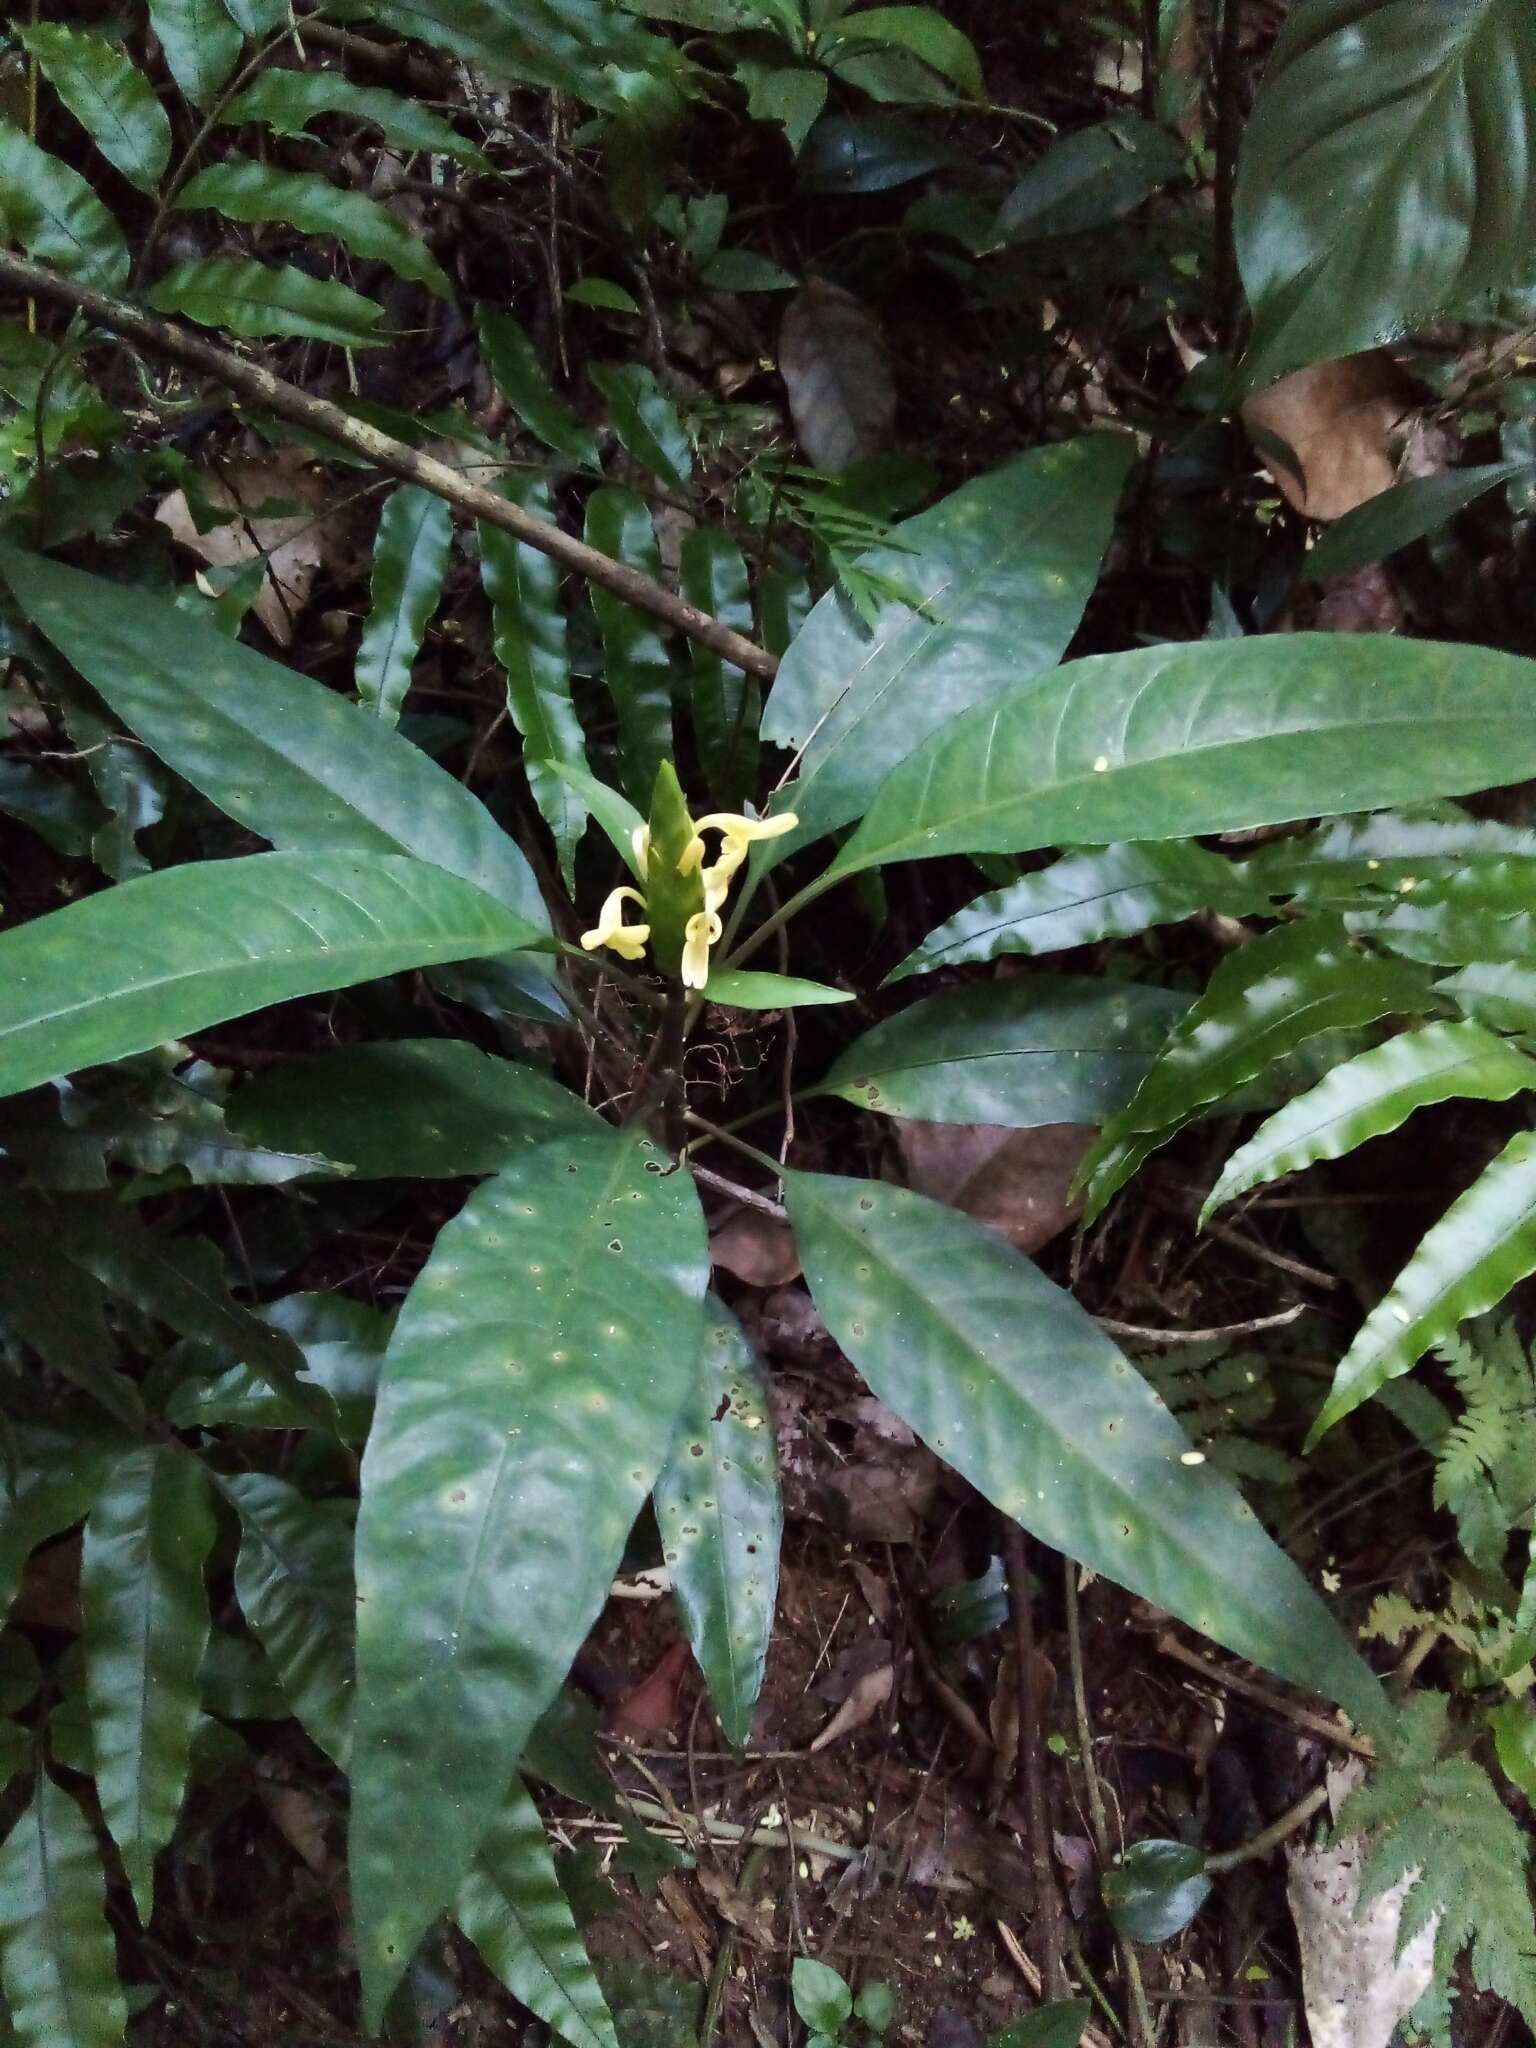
(220, 0, 288, 34)
(144, 0, 242, 106)
(0, 125, 128, 287)
(1489, 1699, 1536, 1803)
(220, 1473, 355, 1767)
(549, 763, 647, 878)
(820, 7, 983, 97)
(698, 249, 797, 291)
(1204, 1021, 1536, 1221)
(760, 437, 1134, 855)
(654, 1299, 780, 1749)
(1439, 961, 1536, 1036)
(0, 851, 538, 1106)
(0, 1773, 127, 2048)
(0, 1435, 115, 1628)
(562, 277, 642, 315)
(477, 312, 599, 469)
(735, 61, 828, 155)
(1102, 1840, 1210, 1944)
(230, 1039, 595, 1178)
(356, 485, 454, 725)
(989, 2000, 1091, 2048)
(1308, 460, 1536, 583)
(1346, 857, 1536, 968)
(482, 477, 590, 889)
(791, 1958, 852, 2035)
(174, 159, 451, 297)
(854, 1980, 895, 2034)
(784, 1170, 1386, 1727)
(589, 364, 693, 493)
(888, 842, 1271, 983)
(816, 977, 1188, 1126)
(1239, 808, 1536, 907)
(1311, 1130, 1536, 1447)
(167, 1291, 389, 1437)
(682, 530, 758, 810)
(454, 1777, 618, 2048)
(82, 1448, 215, 1922)
(1236, 0, 1536, 383)
(351, 1128, 709, 2024)
(586, 488, 674, 805)
(994, 116, 1183, 245)
(220, 70, 488, 163)
(0, 1203, 139, 1427)
(0, 547, 548, 928)
(362, 0, 684, 115)
(836, 633, 1536, 880)
(704, 968, 851, 1008)
(146, 258, 385, 345)
(15, 26, 171, 194)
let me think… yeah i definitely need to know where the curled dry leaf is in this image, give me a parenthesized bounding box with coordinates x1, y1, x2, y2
(156, 451, 333, 644)
(779, 278, 897, 472)
(809, 1660, 894, 1751)
(897, 1120, 1093, 1255)
(1240, 352, 1418, 522)
(603, 1637, 693, 1745)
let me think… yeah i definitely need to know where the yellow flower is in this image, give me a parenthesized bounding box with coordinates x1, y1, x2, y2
(681, 909, 723, 991)
(680, 809, 799, 913)
(630, 824, 651, 877)
(581, 885, 650, 963)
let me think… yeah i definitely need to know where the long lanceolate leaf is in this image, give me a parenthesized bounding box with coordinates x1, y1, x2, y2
(654, 1299, 781, 1750)
(0, 549, 547, 929)
(454, 1778, 619, 2048)
(0, 125, 128, 287)
(1204, 1021, 1536, 1222)
(585, 489, 674, 806)
(175, 161, 453, 298)
(785, 1170, 1386, 1730)
(1311, 1133, 1536, 1450)
(832, 635, 1536, 881)
(0, 1436, 116, 1627)
(221, 71, 489, 163)
(682, 531, 758, 810)
(0, 1772, 127, 2048)
(477, 312, 599, 469)
(146, 260, 386, 346)
(0, 851, 539, 1105)
(356, 486, 454, 725)
(144, 0, 242, 106)
(82, 1449, 215, 1921)
(351, 1128, 709, 2024)
(15, 27, 171, 194)
(362, 0, 682, 114)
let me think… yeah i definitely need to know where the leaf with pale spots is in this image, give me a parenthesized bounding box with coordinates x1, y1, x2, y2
(351, 1127, 709, 2026)
(785, 1170, 1385, 1730)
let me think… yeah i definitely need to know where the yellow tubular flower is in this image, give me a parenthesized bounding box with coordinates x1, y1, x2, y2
(581, 885, 650, 962)
(684, 808, 799, 912)
(681, 909, 723, 991)
(630, 824, 651, 877)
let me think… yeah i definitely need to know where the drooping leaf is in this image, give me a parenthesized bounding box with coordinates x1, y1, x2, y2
(785, 1169, 1386, 1728)
(585, 488, 674, 805)
(362, 0, 683, 116)
(589, 364, 693, 493)
(1236, 0, 1536, 383)
(888, 842, 1272, 983)
(82, 1448, 215, 1922)
(1308, 460, 1536, 583)
(1238, 808, 1536, 907)
(816, 977, 1188, 1126)
(1102, 1840, 1210, 1944)
(0, 1772, 127, 2048)
(481, 478, 590, 889)
(1311, 1131, 1536, 1448)
(144, 0, 242, 106)
(704, 969, 851, 1008)
(355, 486, 454, 725)
(454, 1777, 618, 2048)
(834, 633, 1536, 879)
(0, 851, 539, 1106)
(760, 436, 1135, 855)
(1204, 1021, 1536, 1221)
(167, 1291, 390, 1437)
(220, 70, 489, 163)
(821, 7, 983, 98)
(994, 114, 1183, 244)
(734, 59, 828, 155)
(175, 160, 452, 297)
(798, 110, 959, 192)
(219, 1473, 355, 1767)
(351, 1128, 709, 2024)
(681, 530, 758, 809)
(231, 1039, 594, 1178)
(477, 310, 599, 469)
(16, 27, 171, 194)
(0, 548, 548, 928)
(654, 1299, 780, 1749)
(146, 260, 385, 346)
(0, 125, 129, 286)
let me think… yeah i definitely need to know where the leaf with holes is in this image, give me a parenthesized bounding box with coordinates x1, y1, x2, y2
(589, 364, 693, 493)
(16, 27, 171, 194)
(147, 260, 385, 346)
(478, 311, 599, 469)
(682, 530, 758, 809)
(586, 489, 674, 805)
(785, 1170, 1386, 1728)
(351, 1127, 709, 2024)
(82, 1448, 215, 1922)
(175, 160, 452, 297)
(0, 125, 128, 286)
(144, 0, 242, 105)
(356, 486, 453, 725)
(0, 1773, 126, 2048)
(654, 1299, 781, 1749)
(817, 977, 1188, 1128)
(455, 1776, 618, 2048)
(221, 71, 489, 163)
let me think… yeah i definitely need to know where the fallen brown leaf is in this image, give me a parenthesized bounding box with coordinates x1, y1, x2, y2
(779, 279, 896, 472)
(710, 1206, 801, 1287)
(1241, 352, 1417, 522)
(809, 1662, 894, 1751)
(603, 1637, 692, 1745)
(156, 450, 333, 645)
(897, 1120, 1092, 1255)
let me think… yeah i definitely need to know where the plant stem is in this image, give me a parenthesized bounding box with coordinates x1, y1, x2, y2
(682, 1111, 787, 1182)
(1002, 1519, 1069, 2001)
(1203, 1782, 1328, 1874)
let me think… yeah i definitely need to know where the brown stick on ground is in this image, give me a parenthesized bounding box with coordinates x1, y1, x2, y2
(0, 250, 778, 683)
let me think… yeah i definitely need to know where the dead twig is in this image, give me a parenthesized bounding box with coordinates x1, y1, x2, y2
(1154, 1632, 1375, 1760)
(1095, 1302, 1307, 1345)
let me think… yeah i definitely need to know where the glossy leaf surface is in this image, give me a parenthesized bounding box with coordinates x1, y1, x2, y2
(351, 1129, 709, 2022)
(82, 1448, 215, 1920)
(16, 27, 171, 193)
(817, 977, 1188, 1126)
(1346, 858, 1536, 967)
(836, 634, 1536, 878)
(1205, 1021, 1536, 1221)
(1103, 1840, 1210, 1944)
(586, 489, 674, 805)
(175, 161, 452, 296)
(221, 71, 489, 162)
(356, 486, 454, 725)
(0, 1774, 126, 2048)
(0, 125, 128, 286)
(144, 0, 241, 105)
(681, 530, 758, 809)
(761, 436, 1134, 853)
(0, 852, 538, 1105)
(477, 312, 599, 469)
(0, 548, 547, 926)
(167, 1292, 390, 1438)
(1307, 461, 1536, 583)
(704, 969, 851, 1008)
(0, 1434, 115, 1626)
(363, 0, 679, 114)
(146, 260, 384, 345)
(654, 1299, 781, 1749)
(1311, 1132, 1536, 1447)
(990, 2001, 1092, 2048)
(589, 363, 692, 492)
(1239, 809, 1536, 907)
(786, 1170, 1385, 1727)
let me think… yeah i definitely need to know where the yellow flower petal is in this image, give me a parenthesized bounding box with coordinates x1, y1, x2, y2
(630, 825, 651, 877)
(694, 809, 799, 844)
(681, 909, 723, 991)
(581, 885, 650, 962)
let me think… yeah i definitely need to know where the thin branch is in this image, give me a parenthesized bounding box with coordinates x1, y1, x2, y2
(1095, 1302, 1306, 1345)
(689, 1163, 786, 1221)
(1203, 1782, 1329, 1874)
(0, 251, 778, 684)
